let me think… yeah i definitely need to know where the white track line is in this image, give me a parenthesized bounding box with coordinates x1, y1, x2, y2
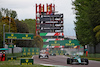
(40, 63, 71, 67)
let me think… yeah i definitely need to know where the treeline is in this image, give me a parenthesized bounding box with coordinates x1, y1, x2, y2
(72, 0, 100, 53)
(0, 8, 43, 49)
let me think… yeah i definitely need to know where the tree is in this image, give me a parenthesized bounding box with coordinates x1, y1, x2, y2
(72, 0, 100, 53)
(0, 19, 9, 47)
(93, 25, 100, 42)
(15, 19, 33, 47)
(0, 8, 17, 19)
(15, 19, 29, 33)
(2, 16, 17, 32)
(34, 35, 43, 50)
(21, 19, 36, 35)
(0, 11, 2, 19)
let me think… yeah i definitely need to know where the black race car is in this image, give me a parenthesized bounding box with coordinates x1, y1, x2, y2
(50, 53, 56, 56)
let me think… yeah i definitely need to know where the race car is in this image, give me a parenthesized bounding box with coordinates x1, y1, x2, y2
(64, 53, 69, 56)
(67, 55, 89, 65)
(39, 53, 49, 59)
(50, 53, 56, 56)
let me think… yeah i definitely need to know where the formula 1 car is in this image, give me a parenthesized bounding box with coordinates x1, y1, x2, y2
(50, 53, 56, 56)
(64, 53, 69, 56)
(39, 53, 49, 59)
(67, 55, 89, 65)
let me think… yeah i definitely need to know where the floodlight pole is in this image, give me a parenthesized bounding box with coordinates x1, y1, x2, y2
(3, 24, 5, 48)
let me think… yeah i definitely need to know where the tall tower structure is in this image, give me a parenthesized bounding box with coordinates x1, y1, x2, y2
(36, 4, 64, 46)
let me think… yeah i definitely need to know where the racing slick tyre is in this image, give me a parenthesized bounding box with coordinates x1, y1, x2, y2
(71, 59, 73, 65)
(85, 59, 89, 65)
(39, 55, 41, 59)
(67, 58, 70, 64)
(81, 58, 85, 65)
(54, 54, 56, 56)
(46, 55, 49, 59)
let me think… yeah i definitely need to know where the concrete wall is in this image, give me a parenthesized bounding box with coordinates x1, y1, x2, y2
(5, 44, 22, 54)
(88, 43, 100, 53)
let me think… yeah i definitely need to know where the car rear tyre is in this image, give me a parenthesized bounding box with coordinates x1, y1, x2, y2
(71, 59, 73, 65)
(85, 59, 89, 65)
(46, 55, 49, 59)
(67, 58, 70, 64)
(39, 55, 41, 59)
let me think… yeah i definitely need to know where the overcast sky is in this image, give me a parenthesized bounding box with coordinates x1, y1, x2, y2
(0, 0, 76, 36)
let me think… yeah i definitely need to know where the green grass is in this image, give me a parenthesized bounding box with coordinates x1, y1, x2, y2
(0, 56, 54, 67)
(81, 56, 100, 61)
(82, 53, 100, 58)
(81, 53, 100, 61)
(6, 53, 22, 57)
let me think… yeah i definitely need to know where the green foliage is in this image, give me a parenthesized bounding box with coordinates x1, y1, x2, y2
(93, 25, 100, 41)
(21, 19, 36, 35)
(34, 35, 43, 50)
(2, 16, 17, 32)
(0, 8, 17, 19)
(15, 19, 34, 47)
(72, 0, 100, 53)
(15, 19, 29, 33)
(93, 25, 100, 32)
(0, 17, 15, 47)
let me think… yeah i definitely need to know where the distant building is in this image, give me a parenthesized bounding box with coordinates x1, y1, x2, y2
(64, 36, 77, 40)
(36, 4, 64, 46)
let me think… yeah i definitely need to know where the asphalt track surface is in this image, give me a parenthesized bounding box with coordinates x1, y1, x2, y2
(34, 55, 100, 67)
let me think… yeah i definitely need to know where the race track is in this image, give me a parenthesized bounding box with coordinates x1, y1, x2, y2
(34, 55, 100, 67)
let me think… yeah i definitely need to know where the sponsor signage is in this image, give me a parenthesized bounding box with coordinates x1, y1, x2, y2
(49, 40, 80, 46)
(22, 48, 40, 56)
(5, 33, 34, 40)
(20, 59, 34, 65)
(7, 56, 16, 61)
(8, 44, 14, 48)
(49, 50, 66, 55)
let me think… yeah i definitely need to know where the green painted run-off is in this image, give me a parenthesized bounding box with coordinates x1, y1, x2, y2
(40, 33, 47, 36)
(43, 39, 47, 42)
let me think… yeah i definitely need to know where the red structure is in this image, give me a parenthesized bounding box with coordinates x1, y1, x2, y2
(35, 4, 55, 35)
(36, 4, 44, 35)
(0, 53, 6, 61)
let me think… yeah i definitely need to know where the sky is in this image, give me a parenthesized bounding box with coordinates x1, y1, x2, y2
(0, 0, 76, 36)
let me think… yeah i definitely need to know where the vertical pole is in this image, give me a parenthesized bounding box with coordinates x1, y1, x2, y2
(8, 15, 11, 46)
(11, 39, 13, 54)
(9, 17, 10, 32)
(43, 5, 44, 12)
(36, 4, 37, 36)
(3, 24, 5, 48)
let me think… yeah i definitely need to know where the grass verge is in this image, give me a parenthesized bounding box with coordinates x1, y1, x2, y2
(0, 56, 54, 67)
(81, 56, 100, 61)
(81, 53, 100, 61)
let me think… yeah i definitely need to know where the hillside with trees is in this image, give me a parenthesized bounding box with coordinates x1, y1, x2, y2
(0, 8, 36, 48)
(21, 19, 36, 35)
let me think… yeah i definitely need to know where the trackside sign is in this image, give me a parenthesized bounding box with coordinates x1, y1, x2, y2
(5, 33, 34, 40)
(49, 40, 80, 46)
(20, 59, 34, 65)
